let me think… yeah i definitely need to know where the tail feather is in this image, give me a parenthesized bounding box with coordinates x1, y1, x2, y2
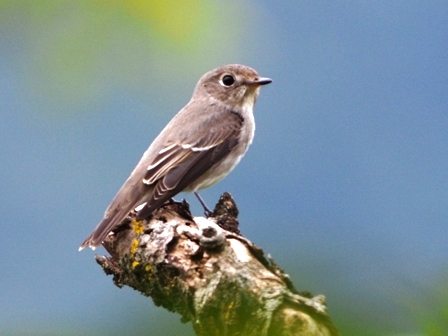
(80, 142, 155, 250)
(79, 180, 149, 250)
(79, 203, 137, 250)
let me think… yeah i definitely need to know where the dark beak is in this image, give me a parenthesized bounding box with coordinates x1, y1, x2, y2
(248, 77, 272, 86)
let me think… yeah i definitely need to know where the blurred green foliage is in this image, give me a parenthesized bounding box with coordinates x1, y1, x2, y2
(0, 0, 251, 118)
(420, 277, 448, 336)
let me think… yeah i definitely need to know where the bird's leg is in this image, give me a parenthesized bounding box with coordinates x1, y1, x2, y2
(194, 191, 213, 217)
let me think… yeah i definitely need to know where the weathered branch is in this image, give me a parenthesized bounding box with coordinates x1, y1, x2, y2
(94, 193, 339, 336)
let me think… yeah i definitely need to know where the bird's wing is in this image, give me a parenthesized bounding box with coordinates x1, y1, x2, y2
(137, 107, 243, 217)
(79, 102, 243, 250)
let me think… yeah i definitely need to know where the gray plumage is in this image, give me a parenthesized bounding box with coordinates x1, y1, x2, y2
(80, 64, 271, 250)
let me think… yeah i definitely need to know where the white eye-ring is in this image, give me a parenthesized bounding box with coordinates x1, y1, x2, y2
(220, 74, 235, 87)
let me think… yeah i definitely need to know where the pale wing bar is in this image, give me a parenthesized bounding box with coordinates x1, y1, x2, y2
(136, 134, 239, 220)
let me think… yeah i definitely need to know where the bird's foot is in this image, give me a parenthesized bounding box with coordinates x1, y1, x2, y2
(194, 192, 214, 218)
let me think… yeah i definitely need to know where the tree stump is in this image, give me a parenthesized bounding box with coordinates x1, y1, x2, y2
(94, 193, 339, 336)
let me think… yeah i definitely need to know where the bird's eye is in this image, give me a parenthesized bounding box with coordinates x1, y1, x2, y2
(221, 75, 235, 87)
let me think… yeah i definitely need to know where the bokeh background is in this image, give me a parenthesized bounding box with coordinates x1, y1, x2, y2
(1, 1, 447, 335)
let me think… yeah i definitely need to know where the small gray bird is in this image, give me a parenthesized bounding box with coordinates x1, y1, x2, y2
(80, 64, 271, 250)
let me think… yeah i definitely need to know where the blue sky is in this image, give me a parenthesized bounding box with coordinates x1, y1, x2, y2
(1, 1, 447, 335)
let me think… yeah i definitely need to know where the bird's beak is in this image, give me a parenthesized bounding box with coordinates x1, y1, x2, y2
(248, 77, 272, 86)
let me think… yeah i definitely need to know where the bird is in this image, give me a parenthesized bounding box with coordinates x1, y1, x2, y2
(79, 64, 272, 250)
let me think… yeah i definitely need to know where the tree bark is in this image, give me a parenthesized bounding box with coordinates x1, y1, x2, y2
(94, 193, 339, 336)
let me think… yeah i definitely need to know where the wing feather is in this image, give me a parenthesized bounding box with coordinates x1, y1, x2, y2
(136, 132, 240, 219)
(135, 103, 244, 219)
(143, 106, 243, 185)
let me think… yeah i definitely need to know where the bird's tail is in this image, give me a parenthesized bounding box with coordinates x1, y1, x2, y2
(80, 178, 150, 250)
(79, 152, 154, 251)
(79, 201, 138, 250)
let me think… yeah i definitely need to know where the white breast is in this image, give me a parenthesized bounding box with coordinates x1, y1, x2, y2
(187, 102, 255, 191)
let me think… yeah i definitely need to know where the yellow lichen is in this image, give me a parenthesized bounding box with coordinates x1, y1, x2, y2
(132, 260, 140, 268)
(225, 301, 234, 320)
(132, 219, 144, 234)
(130, 238, 139, 255)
